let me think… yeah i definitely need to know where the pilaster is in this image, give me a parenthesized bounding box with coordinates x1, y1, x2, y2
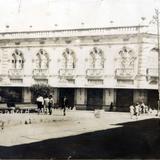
(75, 88, 87, 110)
(103, 89, 115, 111)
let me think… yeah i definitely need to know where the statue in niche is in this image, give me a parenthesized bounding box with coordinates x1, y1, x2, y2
(95, 53, 102, 69)
(12, 49, 24, 69)
(41, 54, 48, 69)
(36, 49, 49, 69)
(35, 53, 41, 69)
(61, 57, 66, 69)
(67, 52, 74, 69)
(16, 56, 22, 69)
(90, 51, 95, 68)
(11, 54, 16, 69)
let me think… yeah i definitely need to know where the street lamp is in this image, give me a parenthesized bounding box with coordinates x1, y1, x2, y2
(152, 9, 160, 116)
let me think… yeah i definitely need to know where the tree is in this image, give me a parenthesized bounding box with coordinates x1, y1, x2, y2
(30, 84, 54, 101)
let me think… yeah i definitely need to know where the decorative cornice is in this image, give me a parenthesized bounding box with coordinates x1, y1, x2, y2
(0, 25, 148, 40)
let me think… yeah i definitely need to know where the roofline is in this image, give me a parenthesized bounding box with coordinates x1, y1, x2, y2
(0, 25, 148, 34)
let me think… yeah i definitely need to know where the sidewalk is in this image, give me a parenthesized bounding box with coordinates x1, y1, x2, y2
(0, 109, 157, 146)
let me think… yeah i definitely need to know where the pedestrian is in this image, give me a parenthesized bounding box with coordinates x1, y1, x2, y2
(48, 95, 54, 115)
(140, 102, 145, 114)
(144, 105, 149, 113)
(44, 95, 49, 114)
(109, 102, 114, 111)
(63, 96, 69, 116)
(148, 106, 153, 114)
(129, 104, 134, 119)
(135, 103, 140, 119)
(36, 95, 44, 114)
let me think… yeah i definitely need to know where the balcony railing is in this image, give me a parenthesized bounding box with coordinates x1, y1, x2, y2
(59, 69, 75, 78)
(8, 69, 23, 78)
(115, 68, 135, 80)
(0, 25, 147, 40)
(33, 69, 49, 79)
(86, 69, 104, 79)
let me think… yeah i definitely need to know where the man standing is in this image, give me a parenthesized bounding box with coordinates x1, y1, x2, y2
(63, 96, 69, 116)
(36, 95, 44, 114)
(135, 103, 140, 119)
(48, 95, 54, 115)
(129, 104, 135, 119)
(44, 95, 49, 114)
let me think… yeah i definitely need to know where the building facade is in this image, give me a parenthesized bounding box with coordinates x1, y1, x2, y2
(0, 25, 158, 111)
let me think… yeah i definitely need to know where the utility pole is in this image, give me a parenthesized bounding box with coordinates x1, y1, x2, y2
(18, 0, 22, 13)
(152, 9, 160, 116)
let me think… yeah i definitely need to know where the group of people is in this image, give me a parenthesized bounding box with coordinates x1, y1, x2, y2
(129, 102, 149, 119)
(36, 95, 70, 116)
(36, 95, 54, 115)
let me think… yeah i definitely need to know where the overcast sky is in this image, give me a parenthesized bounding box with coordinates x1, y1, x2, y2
(0, 0, 159, 31)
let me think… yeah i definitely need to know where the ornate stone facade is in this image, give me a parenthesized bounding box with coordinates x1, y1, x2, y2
(0, 25, 158, 110)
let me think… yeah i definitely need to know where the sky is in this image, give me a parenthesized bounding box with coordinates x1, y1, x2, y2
(0, 0, 159, 31)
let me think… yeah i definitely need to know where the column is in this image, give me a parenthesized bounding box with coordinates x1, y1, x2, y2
(137, 45, 149, 87)
(53, 88, 59, 104)
(75, 88, 87, 110)
(22, 87, 31, 103)
(103, 89, 115, 111)
(133, 90, 139, 104)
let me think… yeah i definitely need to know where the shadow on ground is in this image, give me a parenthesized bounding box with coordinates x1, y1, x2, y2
(0, 118, 160, 159)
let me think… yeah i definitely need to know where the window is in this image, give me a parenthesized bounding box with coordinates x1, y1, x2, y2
(62, 48, 75, 69)
(118, 46, 136, 70)
(35, 49, 49, 69)
(89, 47, 104, 69)
(11, 49, 24, 69)
(148, 48, 158, 69)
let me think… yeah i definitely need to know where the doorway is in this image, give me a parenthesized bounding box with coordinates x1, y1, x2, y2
(59, 88, 75, 108)
(147, 90, 158, 109)
(116, 89, 133, 111)
(0, 87, 23, 103)
(87, 88, 103, 110)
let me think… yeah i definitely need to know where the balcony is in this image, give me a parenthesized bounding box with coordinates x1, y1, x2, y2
(115, 68, 135, 80)
(59, 69, 75, 79)
(86, 69, 104, 79)
(33, 69, 49, 79)
(8, 69, 23, 79)
(146, 68, 158, 83)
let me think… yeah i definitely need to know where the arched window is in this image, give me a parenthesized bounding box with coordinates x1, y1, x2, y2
(148, 48, 158, 69)
(35, 53, 41, 69)
(118, 46, 136, 69)
(11, 49, 24, 69)
(36, 49, 49, 69)
(62, 48, 75, 69)
(90, 47, 104, 69)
